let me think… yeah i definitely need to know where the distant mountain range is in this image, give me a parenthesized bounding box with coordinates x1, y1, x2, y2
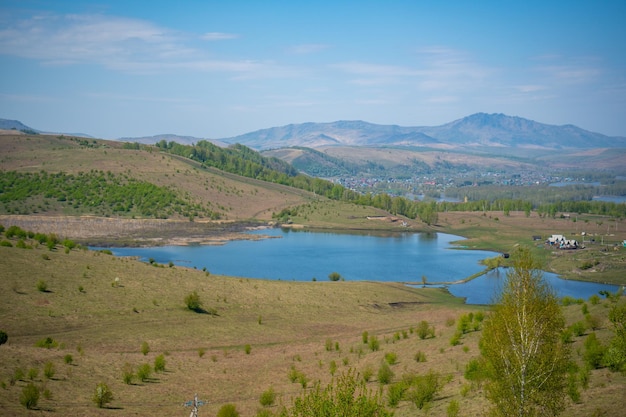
(0, 118, 92, 138)
(3, 113, 626, 150)
(221, 113, 626, 150)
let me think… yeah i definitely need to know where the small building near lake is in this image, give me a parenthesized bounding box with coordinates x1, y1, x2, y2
(547, 234, 579, 250)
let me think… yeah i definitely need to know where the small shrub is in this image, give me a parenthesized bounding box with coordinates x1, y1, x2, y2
(36, 280, 48, 292)
(329, 360, 337, 376)
(464, 358, 485, 382)
(0, 240, 12, 247)
(93, 382, 113, 408)
(362, 365, 374, 382)
(447, 399, 460, 417)
(570, 321, 587, 337)
(405, 370, 442, 410)
(449, 331, 462, 346)
(325, 338, 333, 351)
(122, 363, 134, 384)
(141, 341, 150, 356)
(583, 332, 606, 369)
(288, 366, 299, 383)
(185, 291, 203, 312)
(414, 350, 427, 362)
(589, 294, 601, 305)
(198, 348, 206, 358)
(368, 335, 380, 351)
(328, 271, 342, 281)
(387, 381, 406, 407)
(154, 354, 166, 372)
(13, 367, 24, 382)
(377, 361, 394, 385)
(0, 330, 7, 345)
(27, 368, 38, 380)
(244, 344, 251, 355)
(41, 253, 50, 260)
(298, 372, 308, 388)
(567, 368, 581, 403)
(417, 320, 432, 339)
(259, 387, 276, 407)
(362, 331, 369, 344)
(384, 352, 398, 365)
(64, 354, 73, 365)
(42, 388, 52, 400)
(20, 382, 39, 409)
(137, 363, 152, 382)
(44, 362, 55, 379)
(217, 404, 239, 417)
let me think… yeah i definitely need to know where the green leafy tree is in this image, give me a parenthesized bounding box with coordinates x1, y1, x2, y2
(185, 290, 203, 312)
(93, 382, 113, 408)
(479, 247, 570, 417)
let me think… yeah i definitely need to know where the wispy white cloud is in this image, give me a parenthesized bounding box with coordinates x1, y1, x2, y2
(332, 62, 420, 77)
(412, 47, 495, 92)
(530, 54, 603, 85)
(201, 32, 239, 41)
(331, 47, 495, 93)
(288, 43, 330, 54)
(0, 12, 279, 78)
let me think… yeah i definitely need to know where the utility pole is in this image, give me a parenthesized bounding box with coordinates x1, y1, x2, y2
(183, 394, 206, 417)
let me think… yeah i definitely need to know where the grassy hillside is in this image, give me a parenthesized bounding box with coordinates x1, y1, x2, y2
(0, 231, 624, 416)
(0, 134, 316, 221)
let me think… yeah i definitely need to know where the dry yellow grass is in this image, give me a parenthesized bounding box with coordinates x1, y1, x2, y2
(0, 236, 624, 416)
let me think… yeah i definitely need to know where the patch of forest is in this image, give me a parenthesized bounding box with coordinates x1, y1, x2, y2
(0, 170, 217, 219)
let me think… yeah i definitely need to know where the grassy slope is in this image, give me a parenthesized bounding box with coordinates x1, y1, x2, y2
(0, 238, 624, 416)
(0, 134, 315, 221)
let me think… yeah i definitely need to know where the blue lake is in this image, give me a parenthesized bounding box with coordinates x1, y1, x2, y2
(97, 228, 620, 305)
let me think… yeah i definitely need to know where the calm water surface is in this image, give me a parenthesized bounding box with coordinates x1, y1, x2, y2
(98, 228, 620, 304)
(445, 269, 620, 305)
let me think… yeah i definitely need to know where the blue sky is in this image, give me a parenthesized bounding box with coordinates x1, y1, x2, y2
(1, 1, 625, 139)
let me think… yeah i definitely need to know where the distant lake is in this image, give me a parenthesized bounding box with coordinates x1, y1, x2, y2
(96, 228, 620, 305)
(593, 195, 626, 203)
(444, 269, 620, 305)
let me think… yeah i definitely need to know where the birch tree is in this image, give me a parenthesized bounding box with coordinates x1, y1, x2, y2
(480, 247, 570, 417)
